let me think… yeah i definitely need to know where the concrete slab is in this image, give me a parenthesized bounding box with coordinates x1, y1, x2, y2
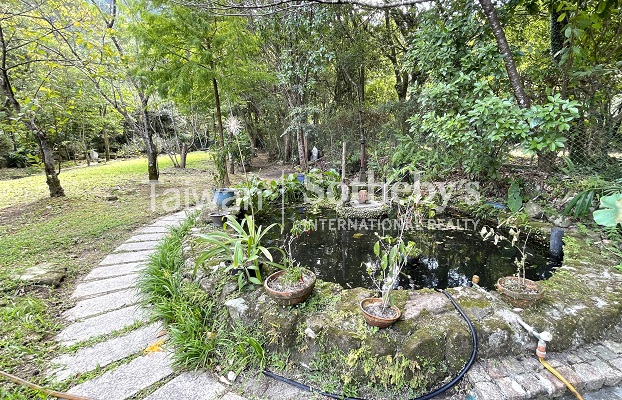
(126, 233, 168, 243)
(581, 387, 622, 400)
(220, 394, 248, 400)
(71, 274, 139, 299)
(138, 226, 170, 234)
(114, 241, 160, 253)
(63, 289, 141, 321)
(100, 250, 155, 266)
(50, 323, 163, 381)
(150, 219, 182, 228)
(143, 372, 226, 400)
(67, 351, 173, 399)
(57, 305, 148, 346)
(470, 381, 505, 400)
(84, 263, 146, 281)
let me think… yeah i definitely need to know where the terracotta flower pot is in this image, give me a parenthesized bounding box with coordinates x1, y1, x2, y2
(497, 276, 543, 308)
(264, 269, 316, 306)
(360, 298, 401, 328)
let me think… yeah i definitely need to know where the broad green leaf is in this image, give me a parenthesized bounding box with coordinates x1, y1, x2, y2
(507, 182, 522, 213)
(593, 194, 622, 227)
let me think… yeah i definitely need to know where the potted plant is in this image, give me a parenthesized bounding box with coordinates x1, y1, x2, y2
(361, 200, 419, 328)
(264, 219, 316, 306)
(481, 227, 543, 308)
(195, 214, 280, 290)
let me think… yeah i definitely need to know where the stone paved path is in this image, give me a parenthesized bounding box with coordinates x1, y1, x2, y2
(46, 210, 622, 400)
(46, 210, 317, 400)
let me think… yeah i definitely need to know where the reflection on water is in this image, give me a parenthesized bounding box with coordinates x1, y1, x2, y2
(261, 208, 552, 290)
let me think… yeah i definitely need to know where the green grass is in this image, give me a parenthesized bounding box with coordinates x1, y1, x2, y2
(0, 152, 214, 210)
(0, 152, 215, 397)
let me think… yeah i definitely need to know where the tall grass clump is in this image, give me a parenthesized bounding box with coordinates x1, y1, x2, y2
(138, 212, 265, 373)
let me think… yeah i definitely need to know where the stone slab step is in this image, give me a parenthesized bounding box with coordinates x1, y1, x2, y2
(100, 250, 154, 266)
(220, 394, 248, 400)
(57, 305, 148, 346)
(143, 372, 226, 400)
(150, 219, 183, 228)
(574, 386, 622, 400)
(84, 262, 146, 281)
(469, 350, 622, 399)
(49, 323, 163, 381)
(67, 351, 173, 400)
(63, 288, 140, 321)
(114, 241, 160, 253)
(126, 232, 168, 243)
(71, 273, 139, 299)
(138, 226, 171, 234)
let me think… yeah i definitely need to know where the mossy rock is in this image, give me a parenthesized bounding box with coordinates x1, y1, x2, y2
(363, 334, 398, 357)
(443, 316, 473, 372)
(392, 317, 419, 336)
(472, 316, 516, 358)
(334, 287, 375, 314)
(400, 329, 443, 365)
(262, 306, 301, 351)
(324, 322, 363, 353)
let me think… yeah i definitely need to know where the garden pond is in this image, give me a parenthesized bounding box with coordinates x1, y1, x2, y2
(261, 207, 555, 290)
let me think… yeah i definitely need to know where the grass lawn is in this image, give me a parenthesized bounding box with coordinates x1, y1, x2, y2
(0, 152, 216, 398)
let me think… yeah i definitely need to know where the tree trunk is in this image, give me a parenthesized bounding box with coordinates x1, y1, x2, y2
(549, 0, 565, 65)
(296, 127, 307, 170)
(477, 0, 531, 109)
(341, 141, 347, 183)
(1, 22, 64, 197)
(180, 142, 188, 169)
(284, 131, 291, 162)
(31, 121, 65, 197)
(213, 77, 230, 187)
(103, 127, 111, 161)
(477, 0, 561, 171)
(137, 98, 159, 181)
(143, 131, 159, 181)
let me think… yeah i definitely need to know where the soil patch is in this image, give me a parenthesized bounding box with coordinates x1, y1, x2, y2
(363, 302, 399, 319)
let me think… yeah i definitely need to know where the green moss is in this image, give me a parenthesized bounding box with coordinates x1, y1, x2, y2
(454, 297, 493, 309)
(333, 287, 375, 314)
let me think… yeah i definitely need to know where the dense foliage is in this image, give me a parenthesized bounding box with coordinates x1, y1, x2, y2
(0, 0, 619, 199)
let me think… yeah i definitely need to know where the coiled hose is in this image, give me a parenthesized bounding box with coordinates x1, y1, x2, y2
(263, 289, 479, 400)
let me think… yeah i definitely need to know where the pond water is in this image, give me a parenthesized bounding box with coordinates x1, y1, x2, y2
(262, 208, 555, 290)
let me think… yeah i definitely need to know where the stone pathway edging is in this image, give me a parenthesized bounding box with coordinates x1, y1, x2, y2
(47, 210, 257, 400)
(45, 210, 622, 400)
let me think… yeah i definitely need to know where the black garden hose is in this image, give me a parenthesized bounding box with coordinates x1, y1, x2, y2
(262, 289, 478, 400)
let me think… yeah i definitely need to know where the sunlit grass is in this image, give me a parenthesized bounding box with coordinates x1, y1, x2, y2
(0, 151, 215, 395)
(0, 152, 214, 209)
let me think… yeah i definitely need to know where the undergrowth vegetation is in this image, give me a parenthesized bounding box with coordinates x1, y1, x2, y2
(139, 215, 267, 374)
(140, 210, 452, 399)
